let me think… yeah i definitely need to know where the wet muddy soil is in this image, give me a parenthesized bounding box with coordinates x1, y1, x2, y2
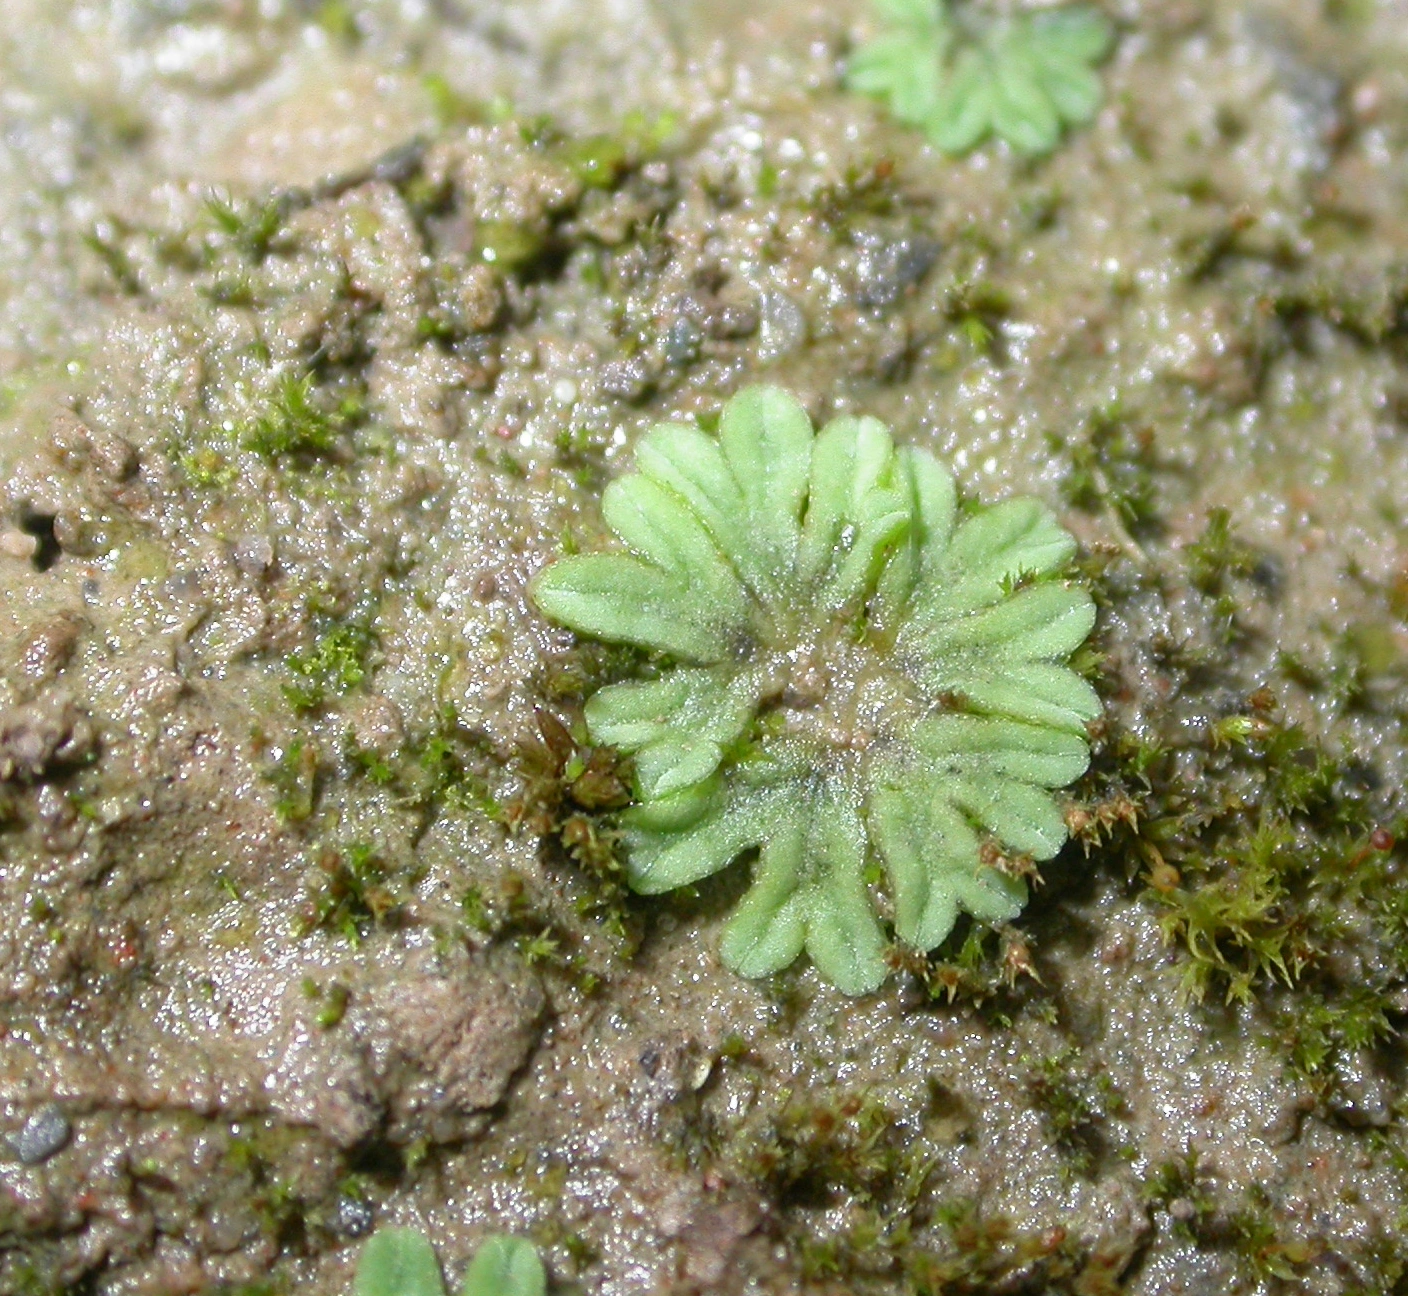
(4, 2, 1408, 1293)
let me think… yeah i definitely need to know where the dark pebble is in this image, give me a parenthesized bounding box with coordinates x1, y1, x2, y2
(708, 303, 757, 339)
(599, 357, 655, 402)
(231, 535, 274, 577)
(11, 1105, 71, 1164)
(854, 234, 940, 309)
(664, 317, 703, 365)
(1329, 1049, 1393, 1127)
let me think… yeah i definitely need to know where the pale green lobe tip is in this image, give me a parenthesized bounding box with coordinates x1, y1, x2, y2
(461, 1235, 546, 1296)
(907, 582, 1097, 664)
(601, 474, 749, 625)
(914, 715, 1093, 791)
(582, 673, 698, 750)
(796, 415, 881, 588)
(800, 789, 888, 993)
(875, 446, 957, 628)
(355, 1228, 444, 1296)
(531, 554, 727, 663)
(634, 423, 746, 552)
(866, 713, 1088, 950)
(1035, 56, 1103, 124)
(632, 420, 777, 623)
(929, 47, 992, 153)
(635, 737, 725, 799)
(904, 445, 958, 565)
(990, 39, 1062, 155)
(718, 789, 888, 995)
(870, 778, 1025, 950)
(719, 385, 812, 606)
(531, 384, 1099, 995)
(931, 498, 1078, 614)
(584, 669, 757, 798)
(625, 786, 771, 893)
(1031, 8, 1114, 64)
(797, 414, 911, 610)
(623, 774, 720, 835)
(846, 34, 941, 126)
(955, 775, 1069, 857)
(874, 0, 944, 32)
(719, 813, 809, 979)
(939, 661, 1102, 734)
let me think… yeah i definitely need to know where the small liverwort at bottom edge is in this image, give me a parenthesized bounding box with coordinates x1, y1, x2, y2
(354, 1227, 546, 1296)
(531, 385, 1100, 995)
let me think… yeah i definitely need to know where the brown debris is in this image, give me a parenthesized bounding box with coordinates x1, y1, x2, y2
(0, 693, 97, 783)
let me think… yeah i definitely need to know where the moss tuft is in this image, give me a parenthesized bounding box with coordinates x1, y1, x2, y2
(243, 374, 350, 462)
(284, 621, 377, 712)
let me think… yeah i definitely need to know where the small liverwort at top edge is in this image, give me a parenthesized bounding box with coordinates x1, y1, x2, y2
(531, 386, 1100, 995)
(846, 0, 1114, 157)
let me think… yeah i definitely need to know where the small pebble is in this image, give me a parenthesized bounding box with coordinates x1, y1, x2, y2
(0, 530, 38, 561)
(664, 317, 703, 365)
(599, 357, 654, 402)
(709, 303, 758, 339)
(231, 536, 274, 577)
(758, 291, 807, 361)
(853, 234, 940, 309)
(1330, 1049, 1393, 1128)
(336, 1195, 374, 1237)
(11, 1105, 71, 1164)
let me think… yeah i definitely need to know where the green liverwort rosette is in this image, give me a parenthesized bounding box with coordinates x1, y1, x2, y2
(534, 386, 1099, 994)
